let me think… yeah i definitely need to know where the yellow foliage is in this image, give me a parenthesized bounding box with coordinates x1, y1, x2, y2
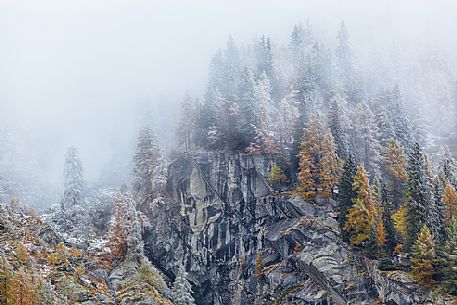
(411, 225, 437, 286)
(297, 113, 341, 200)
(443, 184, 457, 223)
(384, 139, 408, 182)
(344, 165, 375, 245)
(268, 163, 288, 187)
(49, 242, 68, 265)
(15, 242, 29, 265)
(392, 205, 408, 241)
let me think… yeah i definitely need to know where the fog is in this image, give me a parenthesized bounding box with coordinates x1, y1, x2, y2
(1, 0, 457, 207)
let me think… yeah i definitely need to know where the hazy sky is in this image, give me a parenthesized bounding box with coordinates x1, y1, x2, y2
(1, 0, 457, 187)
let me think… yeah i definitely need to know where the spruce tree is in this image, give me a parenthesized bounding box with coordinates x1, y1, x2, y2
(61, 146, 84, 229)
(439, 146, 457, 188)
(176, 93, 198, 151)
(411, 225, 437, 285)
(406, 143, 437, 246)
(132, 127, 167, 204)
(171, 265, 196, 305)
(355, 101, 382, 180)
(328, 94, 351, 160)
(389, 85, 414, 152)
(337, 154, 357, 241)
(366, 223, 380, 259)
(440, 219, 457, 294)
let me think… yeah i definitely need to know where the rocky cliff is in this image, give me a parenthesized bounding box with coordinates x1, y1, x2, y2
(141, 151, 454, 305)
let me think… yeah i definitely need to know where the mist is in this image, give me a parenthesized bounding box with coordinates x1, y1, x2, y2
(1, 0, 457, 208)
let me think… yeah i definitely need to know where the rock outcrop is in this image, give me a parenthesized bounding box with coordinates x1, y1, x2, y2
(142, 151, 455, 305)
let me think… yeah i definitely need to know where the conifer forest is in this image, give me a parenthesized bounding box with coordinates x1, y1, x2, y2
(1, 1, 457, 304)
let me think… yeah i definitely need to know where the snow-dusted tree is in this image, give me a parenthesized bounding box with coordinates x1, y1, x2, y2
(106, 189, 144, 262)
(439, 146, 457, 188)
(388, 85, 414, 151)
(200, 86, 224, 149)
(62, 147, 83, 210)
(289, 22, 312, 70)
(132, 127, 168, 204)
(440, 219, 457, 294)
(208, 36, 241, 98)
(238, 67, 258, 148)
(411, 225, 437, 285)
(171, 265, 195, 305)
(406, 143, 439, 245)
(354, 101, 382, 180)
(338, 154, 357, 241)
(252, 71, 277, 152)
(328, 94, 352, 160)
(255, 35, 274, 82)
(61, 147, 84, 229)
(335, 21, 357, 104)
(277, 86, 300, 146)
(373, 91, 396, 146)
(176, 93, 198, 151)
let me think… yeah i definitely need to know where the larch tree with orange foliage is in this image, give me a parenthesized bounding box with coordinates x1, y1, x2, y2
(384, 139, 408, 205)
(297, 113, 341, 201)
(9, 267, 38, 305)
(344, 164, 385, 256)
(443, 183, 457, 223)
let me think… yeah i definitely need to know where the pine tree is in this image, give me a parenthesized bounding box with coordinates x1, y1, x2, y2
(406, 143, 437, 246)
(328, 94, 351, 160)
(366, 223, 380, 259)
(171, 265, 195, 305)
(411, 225, 437, 285)
(61, 146, 84, 229)
(297, 113, 341, 200)
(337, 154, 357, 241)
(238, 67, 258, 148)
(277, 87, 300, 147)
(177, 93, 198, 151)
(380, 182, 397, 256)
(132, 127, 167, 204)
(355, 101, 382, 180)
(202, 86, 224, 149)
(373, 91, 396, 146)
(388, 85, 414, 152)
(252, 71, 276, 153)
(335, 21, 358, 104)
(289, 22, 312, 70)
(439, 146, 457, 188)
(432, 177, 446, 243)
(440, 219, 457, 294)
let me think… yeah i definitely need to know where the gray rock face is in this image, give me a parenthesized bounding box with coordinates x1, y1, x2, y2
(141, 152, 441, 305)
